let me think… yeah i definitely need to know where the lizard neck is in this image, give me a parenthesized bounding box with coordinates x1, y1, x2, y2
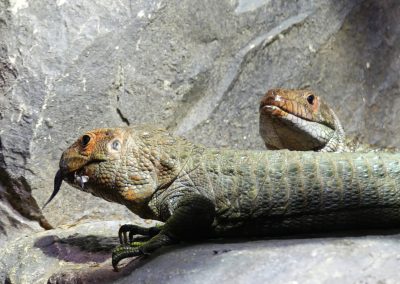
(319, 108, 347, 152)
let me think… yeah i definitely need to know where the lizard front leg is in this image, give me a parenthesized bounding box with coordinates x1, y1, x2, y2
(118, 224, 162, 245)
(112, 194, 215, 270)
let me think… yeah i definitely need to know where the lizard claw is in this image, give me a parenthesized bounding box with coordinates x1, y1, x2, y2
(112, 228, 174, 271)
(112, 245, 143, 271)
(118, 224, 162, 245)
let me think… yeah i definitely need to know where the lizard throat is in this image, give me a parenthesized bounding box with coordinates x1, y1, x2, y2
(260, 105, 336, 151)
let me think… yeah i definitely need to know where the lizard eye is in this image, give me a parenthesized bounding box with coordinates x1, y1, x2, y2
(111, 140, 121, 151)
(82, 135, 91, 147)
(307, 94, 315, 105)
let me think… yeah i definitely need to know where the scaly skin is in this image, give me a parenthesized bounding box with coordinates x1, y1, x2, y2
(259, 88, 397, 152)
(52, 125, 400, 270)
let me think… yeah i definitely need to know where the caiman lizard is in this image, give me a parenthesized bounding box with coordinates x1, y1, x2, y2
(44, 125, 400, 270)
(259, 88, 397, 152)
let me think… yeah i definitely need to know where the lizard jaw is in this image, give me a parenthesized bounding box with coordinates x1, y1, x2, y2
(260, 104, 288, 118)
(42, 165, 93, 209)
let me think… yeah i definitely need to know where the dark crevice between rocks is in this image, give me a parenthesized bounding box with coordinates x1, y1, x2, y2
(0, 138, 52, 231)
(111, 64, 131, 126)
(4, 276, 12, 284)
(116, 107, 130, 126)
(0, 218, 7, 236)
(0, 169, 53, 230)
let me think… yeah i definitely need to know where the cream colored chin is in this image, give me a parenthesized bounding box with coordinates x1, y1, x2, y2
(259, 110, 335, 151)
(259, 112, 285, 150)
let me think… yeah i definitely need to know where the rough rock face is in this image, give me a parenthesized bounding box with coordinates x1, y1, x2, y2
(1, 0, 400, 282)
(2, 222, 400, 283)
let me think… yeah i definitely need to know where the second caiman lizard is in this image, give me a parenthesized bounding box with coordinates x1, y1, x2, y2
(44, 125, 400, 270)
(259, 88, 397, 152)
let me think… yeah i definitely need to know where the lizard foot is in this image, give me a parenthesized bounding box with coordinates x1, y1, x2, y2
(112, 245, 143, 271)
(118, 224, 162, 245)
(112, 232, 176, 271)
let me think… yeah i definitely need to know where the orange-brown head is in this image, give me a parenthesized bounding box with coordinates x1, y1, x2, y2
(259, 89, 344, 151)
(59, 128, 122, 175)
(44, 126, 194, 219)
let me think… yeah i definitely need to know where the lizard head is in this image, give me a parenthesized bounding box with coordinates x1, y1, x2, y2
(44, 126, 188, 218)
(259, 88, 345, 151)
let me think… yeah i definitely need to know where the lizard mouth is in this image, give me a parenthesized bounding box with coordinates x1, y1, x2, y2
(259, 89, 315, 122)
(260, 102, 333, 130)
(260, 104, 289, 118)
(259, 92, 308, 121)
(42, 159, 105, 209)
(64, 169, 90, 190)
(260, 92, 336, 131)
(259, 93, 296, 119)
(42, 169, 91, 209)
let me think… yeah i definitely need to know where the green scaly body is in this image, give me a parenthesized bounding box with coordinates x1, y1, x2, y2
(51, 125, 400, 269)
(150, 146, 400, 236)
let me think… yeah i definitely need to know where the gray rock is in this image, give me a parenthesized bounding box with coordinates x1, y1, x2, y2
(1, 222, 400, 283)
(113, 233, 400, 284)
(0, 220, 126, 283)
(1, 0, 400, 282)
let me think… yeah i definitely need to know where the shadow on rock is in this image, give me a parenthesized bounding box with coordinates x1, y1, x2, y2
(47, 257, 148, 284)
(34, 234, 118, 263)
(47, 246, 178, 284)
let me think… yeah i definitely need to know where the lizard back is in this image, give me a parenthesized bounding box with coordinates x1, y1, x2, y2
(178, 149, 400, 236)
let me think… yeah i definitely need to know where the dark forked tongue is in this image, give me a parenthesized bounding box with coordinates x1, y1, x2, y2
(42, 169, 64, 209)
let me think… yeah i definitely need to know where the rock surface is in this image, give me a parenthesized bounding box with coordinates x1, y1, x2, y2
(2, 222, 400, 283)
(1, 0, 400, 282)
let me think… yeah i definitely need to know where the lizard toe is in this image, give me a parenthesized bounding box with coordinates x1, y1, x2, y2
(112, 245, 143, 270)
